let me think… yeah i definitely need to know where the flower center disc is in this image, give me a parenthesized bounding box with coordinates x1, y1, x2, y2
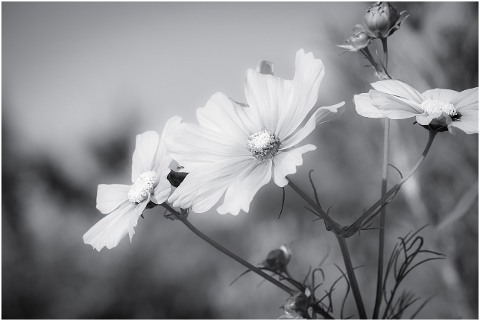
(247, 129, 280, 160)
(421, 99, 457, 116)
(128, 171, 157, 203)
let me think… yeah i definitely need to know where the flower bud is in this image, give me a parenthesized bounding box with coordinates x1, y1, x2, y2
(338, 31, 373, 52)
(364, 2, 400, 38)
(264, 244, 292, 271)
(284, 292, 309, 317)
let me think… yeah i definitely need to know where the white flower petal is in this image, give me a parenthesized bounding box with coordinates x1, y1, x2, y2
(168, 157, 253, 213)
(83, 201, 147, 251)
(422, 88, 458, 103)
(370, 90, 422, 119)
(155, 117, 182, 172)
(281, 102, 345, 150)
(148, 116, 182, 203)
(354, 93, 386, 118)
(153, 176, 173, 204)
(131, 131, 160, 183)
(217, 160, 272, 215)
(196, 92, 259, 143)
(452, 110, 479, 134)
(371, 79, 425, 103)
(276, 49, 325, 140)
(96, 184, 130, 214)
(244, 68, 292, 133)
(450, 87, 479, 112)
(273, 144, 317, 187)
(165, 123, 250, 172)
(160, 116, 183, 141)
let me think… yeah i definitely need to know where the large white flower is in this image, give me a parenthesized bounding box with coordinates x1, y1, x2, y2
(354, 79, 478, 134)
(165, 49, 345, 215)
(83, 116, 181, 251)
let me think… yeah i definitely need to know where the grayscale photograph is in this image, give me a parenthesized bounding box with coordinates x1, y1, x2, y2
(2, 2, 478, 319)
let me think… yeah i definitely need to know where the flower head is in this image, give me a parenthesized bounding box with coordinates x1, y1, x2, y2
(338, 31, 373, 52)
(355, 2, 409, 40)
(83, 116, 182, 251)
(165, 49, 345, 215)
(354, 79, 478, 134)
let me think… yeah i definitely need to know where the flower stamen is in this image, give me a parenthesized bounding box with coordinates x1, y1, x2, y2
(247, 129, 280, 160)
(128, 171, 157, 203)
(421, 99, 457, 116)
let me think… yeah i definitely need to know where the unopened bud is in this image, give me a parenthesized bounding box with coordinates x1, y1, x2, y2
(264, 245, 292, 271)
(364, 2, 401, 38)
(284, 292, 309, 317)
(338, 31, 373, 52)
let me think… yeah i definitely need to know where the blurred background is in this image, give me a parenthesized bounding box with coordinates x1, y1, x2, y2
(2, 2, 478, 318)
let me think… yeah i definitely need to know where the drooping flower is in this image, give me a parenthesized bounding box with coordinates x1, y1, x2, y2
(355, 2, 409, 39)
(354, 79, 478, 134)
(83, 116, 182, 251)
(165, 49, 345, 215)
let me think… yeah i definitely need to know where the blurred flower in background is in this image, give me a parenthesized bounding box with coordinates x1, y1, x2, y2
(2, 2, 478, 319)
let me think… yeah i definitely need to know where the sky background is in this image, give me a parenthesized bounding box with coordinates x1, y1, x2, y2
(2, 2, 478, 319)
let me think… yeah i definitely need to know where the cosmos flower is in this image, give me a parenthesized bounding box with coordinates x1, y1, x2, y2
(354, 79, 478, 134)
(83, 116, 182, 251)
(165, 49, 345, 215)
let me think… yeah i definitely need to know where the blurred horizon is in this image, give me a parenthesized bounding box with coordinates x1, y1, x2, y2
(2, 2, 478, 318)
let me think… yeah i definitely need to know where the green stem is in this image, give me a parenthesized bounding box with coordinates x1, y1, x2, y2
(286, 179, 367, 318)
(343, 130, 437, 238)
(336, 234, 368, 319)
(373, 118, 390, 318)
(160, 203, 295, 296)
(381, 38, 388, 72)
(286, 177, 343, 235)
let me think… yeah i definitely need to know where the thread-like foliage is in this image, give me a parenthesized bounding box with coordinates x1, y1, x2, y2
(382, 226, 445, 319)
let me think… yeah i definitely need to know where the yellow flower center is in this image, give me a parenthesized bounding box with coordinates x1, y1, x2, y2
(421, 99, 457, 116)
(247, 129, 280, 160)
(128, 171, 157, 203)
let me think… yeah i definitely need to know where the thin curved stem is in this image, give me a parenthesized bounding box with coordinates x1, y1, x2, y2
(160, 203, 295, 296)
(287, 178, 366, 318)
(343, 130, 437, 238)
(373, 118, 390, 319)
(286, 178, 343, 235)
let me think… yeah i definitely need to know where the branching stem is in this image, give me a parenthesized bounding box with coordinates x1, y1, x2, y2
(343, 130, 437, 238)
(160, 203, 295, 296)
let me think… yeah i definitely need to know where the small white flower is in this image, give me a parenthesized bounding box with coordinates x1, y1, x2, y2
(165, 49, 345, 215)
(83, 116, 182, 251)
(354, 79, 478, 134)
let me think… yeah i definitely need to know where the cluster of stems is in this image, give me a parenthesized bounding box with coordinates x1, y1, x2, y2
(159, 22, 439, 320)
